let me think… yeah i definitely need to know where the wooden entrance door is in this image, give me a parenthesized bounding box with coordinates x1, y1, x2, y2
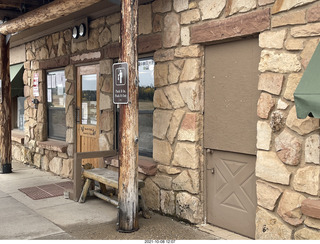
(77, 64, 100, 168)
(204, 38, 260, 238)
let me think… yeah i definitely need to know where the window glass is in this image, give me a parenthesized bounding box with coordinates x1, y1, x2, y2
(138, 58, 154, 157)
(47, 70, 66, 140)
(81, 74, 97, 125)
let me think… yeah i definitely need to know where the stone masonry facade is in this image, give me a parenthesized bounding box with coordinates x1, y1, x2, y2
(10, 0, 320, 239)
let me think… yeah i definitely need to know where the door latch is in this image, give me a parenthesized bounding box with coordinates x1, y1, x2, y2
(211, 168, 215, 174)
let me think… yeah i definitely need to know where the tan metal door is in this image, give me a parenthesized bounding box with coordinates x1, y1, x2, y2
(204, 38, 260, 238)
(76, 64, 100, 168)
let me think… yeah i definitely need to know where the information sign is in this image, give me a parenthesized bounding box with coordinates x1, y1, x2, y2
(113, 62, 129, 104)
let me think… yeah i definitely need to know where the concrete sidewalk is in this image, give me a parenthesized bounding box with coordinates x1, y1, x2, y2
(0, 161, 250, 240)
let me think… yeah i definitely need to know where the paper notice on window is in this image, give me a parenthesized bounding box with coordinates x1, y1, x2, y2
(51, 75, 56, 88)
(82, 102, 88, 120)
(57, 85, 63, 95)
(47, 89, 52, 102)
(47, 75, 52, 88)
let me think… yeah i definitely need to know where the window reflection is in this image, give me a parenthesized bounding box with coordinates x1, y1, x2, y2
(81, 74, 97, 125)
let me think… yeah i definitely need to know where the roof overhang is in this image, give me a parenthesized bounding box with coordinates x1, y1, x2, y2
(294, 41, 320, 119)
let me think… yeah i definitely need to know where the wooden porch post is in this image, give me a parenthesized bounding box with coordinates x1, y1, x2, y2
(0, 34, 11, 173)
(118, 0, 139, 232)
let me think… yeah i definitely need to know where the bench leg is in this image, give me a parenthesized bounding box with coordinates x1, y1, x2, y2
(139, 189, 151, 219)
(79, 178, 92, 203)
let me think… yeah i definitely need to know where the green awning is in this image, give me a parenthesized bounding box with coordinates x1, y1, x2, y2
(294, 42, 320, 119)
(10, 63, 24, 98)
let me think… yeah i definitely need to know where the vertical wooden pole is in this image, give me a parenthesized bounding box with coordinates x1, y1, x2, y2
(118, 0, 139, 232)
(0, 34, 12, 173)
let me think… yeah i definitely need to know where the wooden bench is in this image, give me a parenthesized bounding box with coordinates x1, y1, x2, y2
(79, 168, 150, 218)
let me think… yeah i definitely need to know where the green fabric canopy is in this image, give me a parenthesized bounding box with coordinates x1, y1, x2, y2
(10, 63, 24, 98)
(294, 42, 320, 119)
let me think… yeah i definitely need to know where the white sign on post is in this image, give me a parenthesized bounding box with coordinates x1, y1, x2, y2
(113, 62, 129, 104)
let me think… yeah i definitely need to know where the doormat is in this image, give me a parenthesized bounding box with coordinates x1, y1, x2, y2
(18, 181, 73, 200)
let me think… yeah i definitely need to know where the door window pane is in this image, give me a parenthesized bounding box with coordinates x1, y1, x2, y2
(81, 74, 97, 125)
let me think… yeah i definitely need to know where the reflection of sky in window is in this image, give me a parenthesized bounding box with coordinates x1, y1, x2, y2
(139, 58, 154, 88)
(82, 74, 96, 91)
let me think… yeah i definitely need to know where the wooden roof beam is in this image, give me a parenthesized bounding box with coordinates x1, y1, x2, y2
(0, 0, 103, 35)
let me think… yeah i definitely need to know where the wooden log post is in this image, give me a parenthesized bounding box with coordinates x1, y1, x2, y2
(0, 34, 11, 173)
(118, 0, 139, 232)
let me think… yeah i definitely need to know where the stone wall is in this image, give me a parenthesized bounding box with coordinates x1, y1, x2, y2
(10, 0, 320, 239)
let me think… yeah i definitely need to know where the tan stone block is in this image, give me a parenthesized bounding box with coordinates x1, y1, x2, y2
(49, 157, 63, 175)
(180, 9, 200, 25)
(154, 63, 168, 87)
(180, 58, 201, 81)
(152, 0, 172, 13)
(141, 178, 160, 210)
(106, 13, 121, 26)
(272, 0, 316, 14)
(305, 134, 320, 165)
(33, 153, 41, 168)
(259, 50, 301, 73)
(153, 14, 162, 33)
(163, 12, 180, 48)
(160, 190, 175, 215)
(168, 62, 180, 84)
(157, 165, 181, 175)
(305, 217, 320, 230)
(152, 174, 172, 190)
(257, 180, 282, 211)
(153, 139, 173, 165)
(65, 65, 74, 81)
(173, 0, 188, 12)
(257, 121, 272, 150)
(259, 29, 287, 49)
(257, 92, 275, 119)
(256, 151, 291, 185)
(199, 0, 226, 20)
(179, 81, 201, 111)
(57, 37, 67, 57)
(100, 59, 112, 75)
(71, 40, 87, 53)
(291, 22, 320, 37)
(294, 227, 320, 240)
(138, 4, 152, 35)
(258, 0, 275, 6)
(181, 26, 190, 46)
(172, 142, 199, 169)
(285, 37, 305, 50)
(307, 4, 320, 22)
(284, 73, 303, 101)
(275, 129, 302, 166)
(172, 169, 199, 194)
(174, 45, 203, 58)
(66, 128, 73, 144)
(177, 113, 199, 142)
(301, 38, 320, 68)
(255, 207, 292, 240)
(167, 109, 185, 144)
(99, 133, 112, 151)
(154, 89, 172, 109)
(226, 0, 256, 16)
(87, 28, 99, 50)
(271, 9, 306, 27)
(99, 27, 111, 47)
(258, 73, 284, 95)
(153, 109, 173, 139)
(293, 165, 320, 196)
(163, 85, 185, 109)
(176, 192, 203, 224)
(154, 49, 175, 62)
(99, 93, 112, 110)
(100, 110, 113, 132)
(277, 190, 306, 226)
(286, 106, 319, 135)
(110, 24, 120, 43)
(61, 158, 73, 179)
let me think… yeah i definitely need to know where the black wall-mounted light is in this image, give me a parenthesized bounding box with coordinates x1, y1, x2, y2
(72, 23, 86, 39)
